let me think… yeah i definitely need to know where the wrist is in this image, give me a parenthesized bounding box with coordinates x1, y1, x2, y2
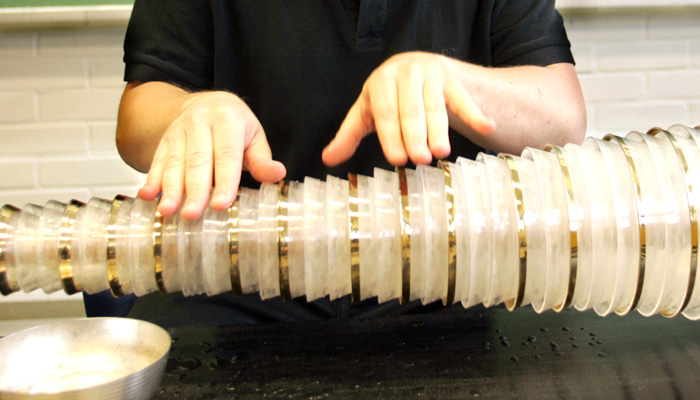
(179, 90, 238, 112)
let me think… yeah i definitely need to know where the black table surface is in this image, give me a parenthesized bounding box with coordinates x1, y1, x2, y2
(156, 305, 700, 399)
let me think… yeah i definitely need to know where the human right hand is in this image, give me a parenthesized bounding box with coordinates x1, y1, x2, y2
(322, 52, 496, 168)
(136, 91, 286, 220)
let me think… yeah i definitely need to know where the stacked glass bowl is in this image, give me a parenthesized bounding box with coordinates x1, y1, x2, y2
(2, 124, 700, 319)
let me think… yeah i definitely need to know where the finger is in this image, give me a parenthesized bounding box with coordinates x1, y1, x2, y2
(398, 64, 431, 165)
(157, 128, 187, 217)
(444, 78, 496, 136)
(244, 128, 287, 183)
(371, 77, 407, 166)
(181, 120, 214, 220)
(322, 97, 374, 167)
(138, 140, 167, 201)
(209, 118, 245, 211)
(424, 75, 451, 160)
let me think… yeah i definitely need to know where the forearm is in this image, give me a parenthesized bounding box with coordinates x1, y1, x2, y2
(447, 60, 587, 155)
(116, 81, 193, 173)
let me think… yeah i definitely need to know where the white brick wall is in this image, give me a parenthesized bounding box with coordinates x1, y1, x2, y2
(0, 8, 699, 304)
(0, 25, 142, 212)
(0, 25, 141, 303)
(564, 9, 700, 137)
(0, 92, 35, 124)
(0, 11, 696, 206)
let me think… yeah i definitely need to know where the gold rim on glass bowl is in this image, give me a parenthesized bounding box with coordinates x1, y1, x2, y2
(500, 155, 527, 311)
(397, 167, 412, 304)
(228, 195, 243, 296)
(604, 134, 647, 315)
(106, 195, 126, 297)
(648, 129, 697, 317)
(153, 211, 165, 293)
(277, 180, 291, 301)
(0, 205, 20, 296)
(545, 145, 578, 312)
(439, 161, 457, 306)
(348, 173, 361, 302)
(59, 200, 84, 295)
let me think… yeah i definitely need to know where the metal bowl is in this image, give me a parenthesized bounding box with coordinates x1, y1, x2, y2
(0, 317, 170, 400)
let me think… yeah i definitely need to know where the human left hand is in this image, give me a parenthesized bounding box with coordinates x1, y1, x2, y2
(322, 51, 496, 167)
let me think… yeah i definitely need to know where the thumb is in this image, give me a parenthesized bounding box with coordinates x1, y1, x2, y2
(444, 79, 496, 136)
(244, 130, 287, 183)
(322, 98, 374, 167)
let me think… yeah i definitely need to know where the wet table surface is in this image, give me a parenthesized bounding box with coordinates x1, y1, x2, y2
(156, 306, 700, 399)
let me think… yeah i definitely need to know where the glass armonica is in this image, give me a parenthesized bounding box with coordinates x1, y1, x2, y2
(2, 124, 700, 319)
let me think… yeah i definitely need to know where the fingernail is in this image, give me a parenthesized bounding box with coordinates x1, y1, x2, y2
(182, 200, 197, 214)
(138, 185, 152, 198)
(211, 193, 228, 206)
(158, 198, 171, 210)
(480, 117, 497, 134)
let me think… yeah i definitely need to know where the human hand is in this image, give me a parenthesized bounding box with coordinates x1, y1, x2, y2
(137, 91, 286, 220)
(322, 52, 496, 167)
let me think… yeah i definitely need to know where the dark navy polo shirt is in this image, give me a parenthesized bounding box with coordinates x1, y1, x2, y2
(124, 0, 573, 184)
(121, 0, 575, 326)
